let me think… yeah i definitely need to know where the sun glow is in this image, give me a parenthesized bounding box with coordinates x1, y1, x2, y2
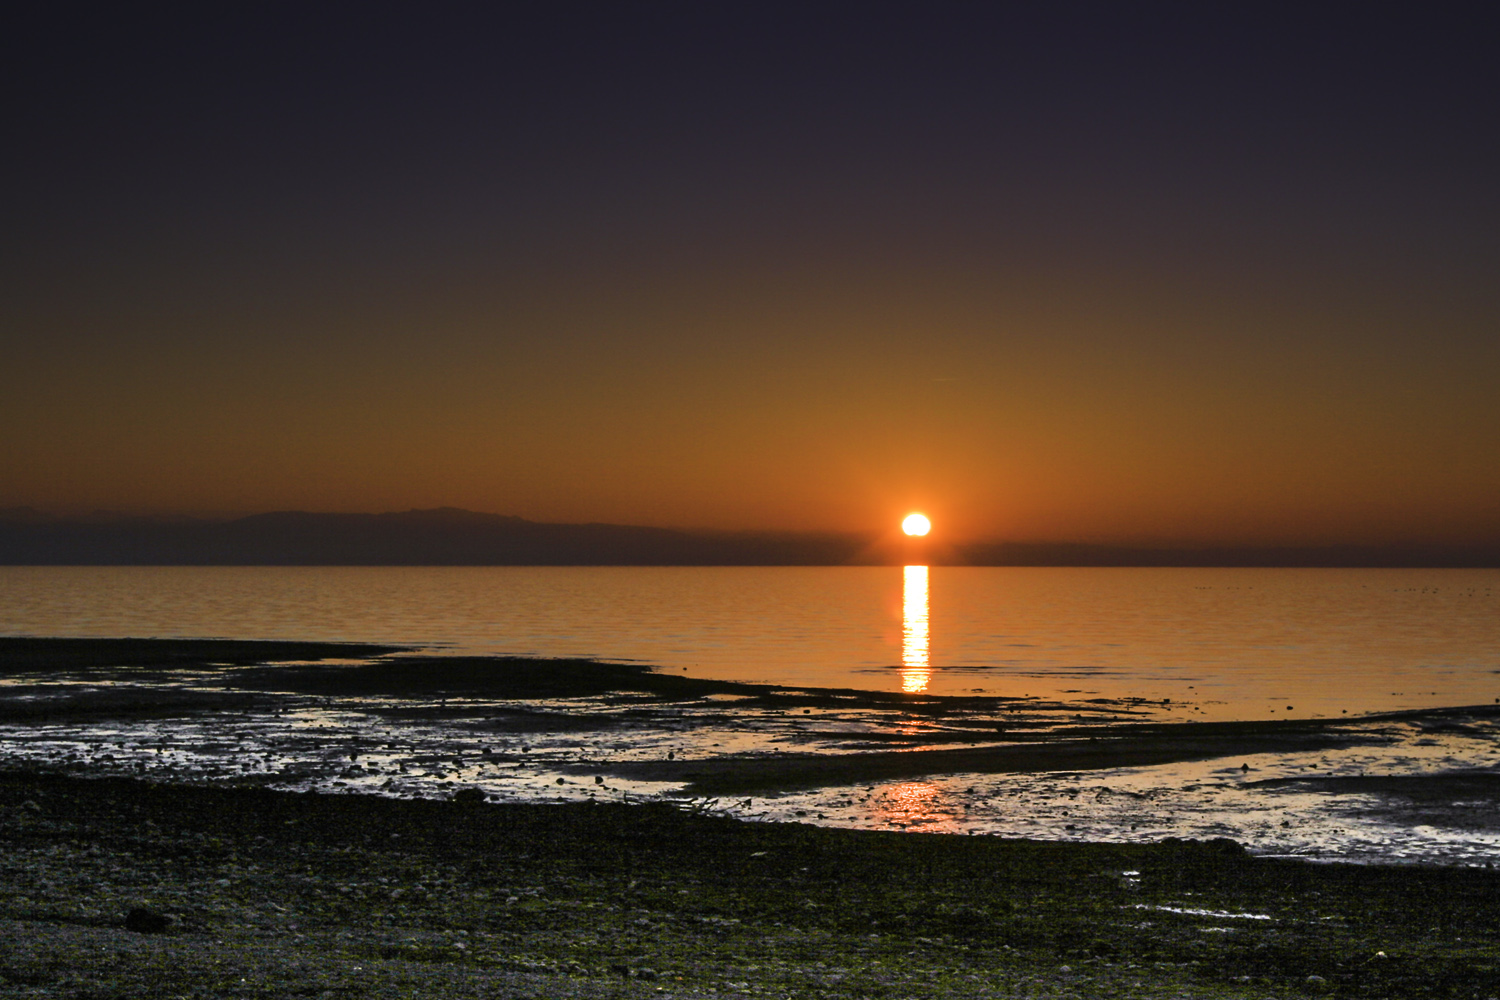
(902, 513, 931, 536)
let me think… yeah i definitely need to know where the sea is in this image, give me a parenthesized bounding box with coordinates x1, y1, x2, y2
(3, 565, 1500, 865)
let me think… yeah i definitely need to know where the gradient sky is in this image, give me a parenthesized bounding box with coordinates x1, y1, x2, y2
(4, 4, 1497, 545)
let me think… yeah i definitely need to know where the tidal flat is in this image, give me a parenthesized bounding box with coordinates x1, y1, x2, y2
(4, 638, 1500, 866)
(4, 638, 1500, 996)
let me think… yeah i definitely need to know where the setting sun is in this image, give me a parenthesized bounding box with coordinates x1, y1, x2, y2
(901, 513, 931, 537)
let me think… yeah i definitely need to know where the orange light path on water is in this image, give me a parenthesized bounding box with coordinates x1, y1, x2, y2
(870, 781, 962, 833)
(901, 564, 930, 693)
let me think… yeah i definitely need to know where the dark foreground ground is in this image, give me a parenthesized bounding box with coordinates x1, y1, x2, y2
(3, 771, 1499, 999)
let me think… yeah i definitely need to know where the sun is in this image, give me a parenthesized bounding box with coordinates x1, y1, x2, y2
(901, 512, 931, 537)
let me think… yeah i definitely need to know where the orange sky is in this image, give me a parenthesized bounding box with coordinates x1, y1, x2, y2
(8, 265, 1496, 546)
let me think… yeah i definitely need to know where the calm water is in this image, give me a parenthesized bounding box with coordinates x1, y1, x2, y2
(3, 565, 1498, 721)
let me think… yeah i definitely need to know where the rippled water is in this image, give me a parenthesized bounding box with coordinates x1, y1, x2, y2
(3, 565, 1498, 720)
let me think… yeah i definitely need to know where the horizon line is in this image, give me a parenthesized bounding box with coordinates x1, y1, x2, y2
(2, 502, 1498, 548)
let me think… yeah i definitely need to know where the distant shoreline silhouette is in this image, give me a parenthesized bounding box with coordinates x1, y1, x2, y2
(1, 507, 1495, 567)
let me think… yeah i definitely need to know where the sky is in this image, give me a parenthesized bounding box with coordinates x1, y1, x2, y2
(3, 4, 1498, 546)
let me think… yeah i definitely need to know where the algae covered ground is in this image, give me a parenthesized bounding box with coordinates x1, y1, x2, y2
(3, 770, 1499, 999)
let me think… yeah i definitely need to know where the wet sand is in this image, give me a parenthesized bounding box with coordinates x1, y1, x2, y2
(4, 637, 1500, 865)
(605, 725, 1373, 795)
(6, 638, 1500, 995)
(1250, 772, 1500, 834)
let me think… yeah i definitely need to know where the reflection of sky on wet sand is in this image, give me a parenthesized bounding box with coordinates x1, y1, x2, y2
(6, 678, 1500, 867)
(869, 781, 962, 834)
(901, 565, 929, 694)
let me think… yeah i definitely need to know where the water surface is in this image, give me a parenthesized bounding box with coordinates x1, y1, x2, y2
(3, 565, 1497, 720)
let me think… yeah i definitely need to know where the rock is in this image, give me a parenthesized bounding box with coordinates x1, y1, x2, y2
(451, 787, 486, 806)
(1206, 837, 1247, 856)
(124, 906, 171, 933)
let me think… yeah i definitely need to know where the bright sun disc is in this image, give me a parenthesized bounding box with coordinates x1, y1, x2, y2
(902, 513, 931, 536)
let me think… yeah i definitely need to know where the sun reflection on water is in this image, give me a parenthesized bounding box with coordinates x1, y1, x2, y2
(872, 780, 961, 832)
(902, 565, 929, 693)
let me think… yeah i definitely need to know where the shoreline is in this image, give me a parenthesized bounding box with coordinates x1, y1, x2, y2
(5, 637, 1500, 867)
(6, 637, 1500, 993)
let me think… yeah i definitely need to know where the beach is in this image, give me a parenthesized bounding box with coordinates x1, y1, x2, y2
(6, 768, 1500, 999)
(4, 638, 1500, 996)
(5, 638, 1500, 866)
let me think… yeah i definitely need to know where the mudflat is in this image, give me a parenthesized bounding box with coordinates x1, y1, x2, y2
(0, 637, 1391, 791)
(8, 635, 1500, 865)
(3, 769, 1499, 999)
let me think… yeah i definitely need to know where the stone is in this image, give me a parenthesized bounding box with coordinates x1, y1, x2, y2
(451, 787, 486, 806)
